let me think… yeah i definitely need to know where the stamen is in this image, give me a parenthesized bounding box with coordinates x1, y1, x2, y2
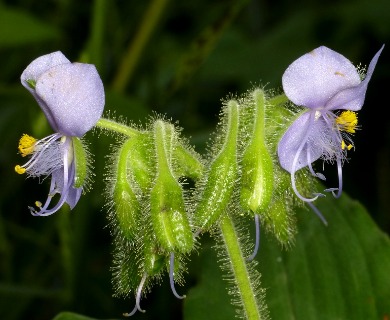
(31, 140, 73, 216)
(247, 214, 260, 261)
(19, 133, 63, 177)
(290, 112, 320, 203)
(336, 111, 358, 133)
(169, 252, 186, 299)
(307, 148, 326, 181)
(15, 165, 26, 174)
(123, 273, 147, 317)
(18, 134, 37, 157)
(341, 140, 353, 151)
(291, 158, 321, 203)
(307, 202, 328, 226)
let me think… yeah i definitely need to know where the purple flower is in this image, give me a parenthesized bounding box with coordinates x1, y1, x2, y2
(278, 45, 384, 207)
(15, 52, 105, 216)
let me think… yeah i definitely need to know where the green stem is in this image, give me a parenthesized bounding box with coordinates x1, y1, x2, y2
(112, 0, 169, 92)
(268, 93, 288, 107)
(95, 118, 139, 137)
(219, 213, 262, 320)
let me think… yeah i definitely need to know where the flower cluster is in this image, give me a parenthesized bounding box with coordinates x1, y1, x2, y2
(16, 51, 105, 216)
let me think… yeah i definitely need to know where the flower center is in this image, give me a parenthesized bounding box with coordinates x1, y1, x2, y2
(335, 111, 358, 133)
(18, 134, 37, 157)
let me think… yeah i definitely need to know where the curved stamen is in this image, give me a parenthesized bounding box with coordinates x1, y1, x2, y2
(307, 148, 326, 180)
(247, 214, 260, 261)
(31, 140, 73, 216)
(123, 305, 138, 317)
(169, 252, 186, 299)
(30, 177, 58, 214)
(123, 273, 147, 317)
(290, 112, 322, 202)
(307, 202, 328, 226)
(291, 152, 320, 202)
(329, 156, 343, 198)
(22, 133, 62, 173)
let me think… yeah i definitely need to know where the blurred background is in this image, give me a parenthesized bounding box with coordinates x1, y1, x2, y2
(0, 0, 389, 319)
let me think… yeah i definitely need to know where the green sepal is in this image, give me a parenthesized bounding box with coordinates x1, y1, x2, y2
(150, 120, 194, 253)
(173, 143, 204, 181)
(26, 79, 36, 89)
(72, 137, 88, 188)
(194, 100, 239, 231)
(264, 198, 295, 246)
(143, 236, 167, 276)
(240, 89, 274, 213)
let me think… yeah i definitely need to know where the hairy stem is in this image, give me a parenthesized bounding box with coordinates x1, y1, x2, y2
(95, 118, 139, 137)
(219, 213, 263, 320)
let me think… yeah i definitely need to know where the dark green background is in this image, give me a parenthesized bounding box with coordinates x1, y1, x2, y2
(0, 0, 389, 319)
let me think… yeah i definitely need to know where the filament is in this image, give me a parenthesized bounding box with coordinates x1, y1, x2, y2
(247, 214, 260, 261)
(169, 252, 186, 299)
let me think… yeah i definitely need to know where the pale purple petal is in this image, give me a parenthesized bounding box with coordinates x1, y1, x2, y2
(282, 46, 361, 109)
(35, 63, 105, 137)
(278, 111, 326, 173)
(325, 45, 385, 111)
(21, 51, 70, 87)
(21, 52, 71, 131)
(51, 160, 82, 210)
(66, 187, 83, 209)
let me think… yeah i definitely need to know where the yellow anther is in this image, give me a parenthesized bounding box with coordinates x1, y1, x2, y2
(35, 201, 42, 208)
(336, 111, 358, 133)
(341, 140, 353, 151)
(18, 134, 37, 157)
(15, 165, 26, 174)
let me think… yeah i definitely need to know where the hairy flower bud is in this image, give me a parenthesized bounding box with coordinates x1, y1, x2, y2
(150, 121, 193, 253)
(194, 100, 240, 231)
(240, 89, 274, 214)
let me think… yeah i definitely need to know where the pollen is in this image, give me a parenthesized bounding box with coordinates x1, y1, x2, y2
(15, 165, 26, 174)
(18, 134, 37, 157)
(336, 111, 358, 133)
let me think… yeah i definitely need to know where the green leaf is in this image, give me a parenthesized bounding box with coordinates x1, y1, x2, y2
(259, 193, 390, 320)
(0, 6, 60, 47)
(184, 245, 236, 320)
(184, 193, 390, 319)
(52, 312, 100, 320)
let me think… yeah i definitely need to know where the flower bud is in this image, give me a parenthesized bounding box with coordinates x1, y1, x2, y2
(240, 89, 274, 213)
(194, 100, 239, 231)
(150, 121, 193, 253)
